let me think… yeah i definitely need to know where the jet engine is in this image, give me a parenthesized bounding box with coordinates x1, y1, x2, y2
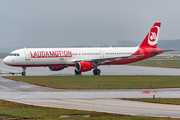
(76, 62, 93, 72)
(49, 65, 65, 71)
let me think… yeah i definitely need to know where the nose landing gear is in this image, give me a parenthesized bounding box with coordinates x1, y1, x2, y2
(21, 67, 26, 76)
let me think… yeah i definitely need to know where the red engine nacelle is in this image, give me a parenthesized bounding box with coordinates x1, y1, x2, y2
(49, 65, 65, 71)
(76, 62, 93, 72)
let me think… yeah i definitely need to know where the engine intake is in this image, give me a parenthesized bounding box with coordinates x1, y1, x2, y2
(76, 62, 93, 72)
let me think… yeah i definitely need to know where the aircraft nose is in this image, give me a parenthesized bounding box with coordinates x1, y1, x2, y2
(3, 57, 11, 65)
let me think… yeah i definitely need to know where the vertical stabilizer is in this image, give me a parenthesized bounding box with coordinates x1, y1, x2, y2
(139, 22, 161, 48)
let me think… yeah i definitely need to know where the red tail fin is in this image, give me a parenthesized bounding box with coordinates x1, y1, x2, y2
(139, 22, 161, 48)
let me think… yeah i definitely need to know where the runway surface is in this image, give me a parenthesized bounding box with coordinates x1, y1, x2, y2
(1, 59, 180, 118)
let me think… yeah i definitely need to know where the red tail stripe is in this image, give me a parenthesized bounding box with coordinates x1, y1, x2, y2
(154, 22, 161, 27)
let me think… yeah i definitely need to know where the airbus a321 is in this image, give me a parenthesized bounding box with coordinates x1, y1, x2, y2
(3, 22, 171, 76)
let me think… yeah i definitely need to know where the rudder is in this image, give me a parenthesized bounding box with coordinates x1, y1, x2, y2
(139, 22, 161, 48)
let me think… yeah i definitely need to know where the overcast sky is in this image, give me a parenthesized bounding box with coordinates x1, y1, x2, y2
(1, 0, 180, 49)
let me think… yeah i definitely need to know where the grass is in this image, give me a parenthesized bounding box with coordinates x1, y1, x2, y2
(129, 60, 180, 68)
(120, 98, 180, 105)
(0, 99, 178, 120)
(3, 75, 180, 89)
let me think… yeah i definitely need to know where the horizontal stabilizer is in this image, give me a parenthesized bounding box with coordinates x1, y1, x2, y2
(149, 50, 174, 54)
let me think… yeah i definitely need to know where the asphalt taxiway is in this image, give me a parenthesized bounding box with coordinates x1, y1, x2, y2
(1, 59, 180, 118)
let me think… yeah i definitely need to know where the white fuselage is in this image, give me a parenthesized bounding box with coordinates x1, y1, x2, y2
(3, 47, 139, 67)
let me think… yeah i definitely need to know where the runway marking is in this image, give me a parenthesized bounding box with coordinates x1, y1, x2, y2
(116, 67, 125, 68)
(0, 85, 14, 91)
(151, 69, 161, 71)
(141, 91, 157, 94)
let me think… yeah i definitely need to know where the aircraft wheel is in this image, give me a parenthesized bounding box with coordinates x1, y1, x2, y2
(22, 72, 26, 76)
(93, 69, 101, 75)
(74, 69, 81, 75)
(22, 67, 27, 76)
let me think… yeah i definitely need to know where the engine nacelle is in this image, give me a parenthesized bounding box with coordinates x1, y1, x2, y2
(49, 65, 65, 71)
(76, 62, 93, 72)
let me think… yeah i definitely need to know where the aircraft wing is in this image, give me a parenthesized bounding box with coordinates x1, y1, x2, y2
(74, 55, 141, 63)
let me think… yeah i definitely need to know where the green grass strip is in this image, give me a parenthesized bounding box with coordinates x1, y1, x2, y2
(129, 60, 180, 68)
(3, 75, 180, 89)
(120, 98, 180, 105)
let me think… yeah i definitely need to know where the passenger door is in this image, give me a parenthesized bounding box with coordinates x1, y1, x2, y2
(24, 50, 30, 60)
(99, 51, 104, 58)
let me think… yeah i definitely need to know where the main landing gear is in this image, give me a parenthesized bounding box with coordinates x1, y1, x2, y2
(74, 68, 101, 75)
(21, 67, 26, 76)
(93, 68, 101, 75)
(74, 69, 81, 75)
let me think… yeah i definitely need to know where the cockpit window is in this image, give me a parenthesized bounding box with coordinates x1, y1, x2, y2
(9, 53, 20, 56)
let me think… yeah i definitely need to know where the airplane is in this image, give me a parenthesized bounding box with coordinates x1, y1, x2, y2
(3, 22, 171, 76)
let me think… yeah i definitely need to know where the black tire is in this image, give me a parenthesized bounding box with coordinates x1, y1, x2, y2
(22, 72, 26, 76)
(93, 69, 101, 75)
(74, 69, 81, 75)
